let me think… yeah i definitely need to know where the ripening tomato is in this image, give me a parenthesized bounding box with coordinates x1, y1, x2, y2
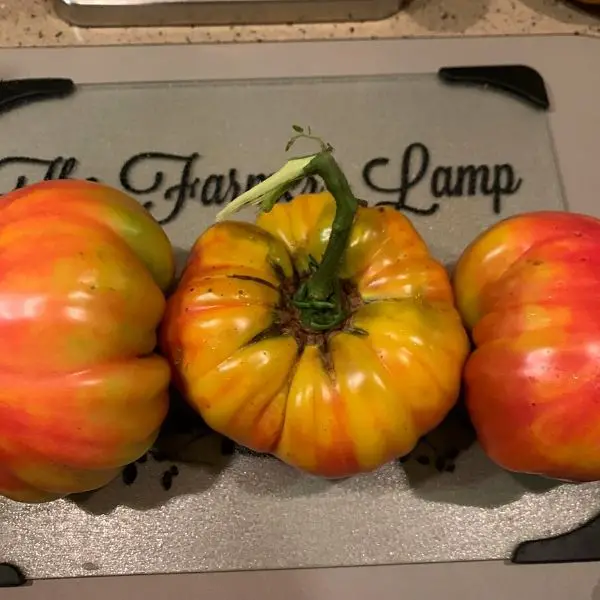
(0, 180, 175, 503)
(160, 143, 469, 478)
(454, 211, 600, 482)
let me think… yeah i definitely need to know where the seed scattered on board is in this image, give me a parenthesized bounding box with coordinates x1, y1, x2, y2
(121, 451, 181, 491)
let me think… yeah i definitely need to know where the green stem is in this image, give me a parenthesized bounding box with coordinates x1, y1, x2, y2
(216, 139, 359, 331)
(300, 152, 358, 302)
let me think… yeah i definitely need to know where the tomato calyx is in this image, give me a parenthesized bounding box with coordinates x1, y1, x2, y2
(245, 273, 365, 362)
(278, 275, 364, 346)
(291, 255, 346, 330)
(216, 127, 360, 334)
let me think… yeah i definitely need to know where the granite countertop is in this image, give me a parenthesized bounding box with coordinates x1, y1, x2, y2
(0, 0, 599, 48)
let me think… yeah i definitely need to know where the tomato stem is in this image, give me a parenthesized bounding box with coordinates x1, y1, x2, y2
(291, 151, 359, 329)
(215, 132, 359, 331)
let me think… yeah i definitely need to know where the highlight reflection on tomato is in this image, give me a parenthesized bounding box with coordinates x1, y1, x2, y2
(454, 211, 600, 482)
(0, 180, 175, 503)
(161, 133, 469, 478)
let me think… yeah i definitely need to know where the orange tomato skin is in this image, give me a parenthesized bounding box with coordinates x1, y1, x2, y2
(454, 211, 600, 481)
(0, 180, 175, 502)
(161, 193, 469, 478)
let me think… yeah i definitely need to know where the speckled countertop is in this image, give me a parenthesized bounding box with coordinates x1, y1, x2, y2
(0, 0, 599, 48)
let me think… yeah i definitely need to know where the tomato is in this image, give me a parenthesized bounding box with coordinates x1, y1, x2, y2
(161, 137, 469, 478)
(454, 211, 600, 482)
(0, 180, 175, 503)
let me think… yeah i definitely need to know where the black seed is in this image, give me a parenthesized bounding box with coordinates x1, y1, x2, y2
(161, 471, 173, 491)
(435, 457, 446, 472)
(136, 454, 148, 464)
(399, 455, 410, 464)
(169, 465, 179, 476)
(122, 463, 138, 485)
(416, 455, 430, 466)
(445, 464, 456, 473)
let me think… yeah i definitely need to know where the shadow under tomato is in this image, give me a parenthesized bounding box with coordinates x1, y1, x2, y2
(399, 407, 521, 509)
(68, 390, 233, 515)
(402, 402, 562, 508)
(405, 449, 530, 509)
(66, 384, 562, 515)
(68, 459, 227, 516)
(508, 472, 562, 494)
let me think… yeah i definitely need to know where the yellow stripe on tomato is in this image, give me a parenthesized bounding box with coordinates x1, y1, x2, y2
(329, 332, 419, 472)
(352, 300, 469, 433)
(186, 336, 298, 453)
(276, 345, 360, 478)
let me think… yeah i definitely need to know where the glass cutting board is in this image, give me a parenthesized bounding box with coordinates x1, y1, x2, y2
(0, 44, 597, 581)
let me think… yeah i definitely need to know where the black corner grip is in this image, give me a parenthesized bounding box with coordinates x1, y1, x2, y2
(437, 65, 550, 111)
(0, 78, 75, 117)
(512, 510, 600, 564)
(0, 563, 27, 587)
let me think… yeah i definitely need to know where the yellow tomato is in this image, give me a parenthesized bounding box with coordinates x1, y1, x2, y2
(161, 140, 469, 478)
